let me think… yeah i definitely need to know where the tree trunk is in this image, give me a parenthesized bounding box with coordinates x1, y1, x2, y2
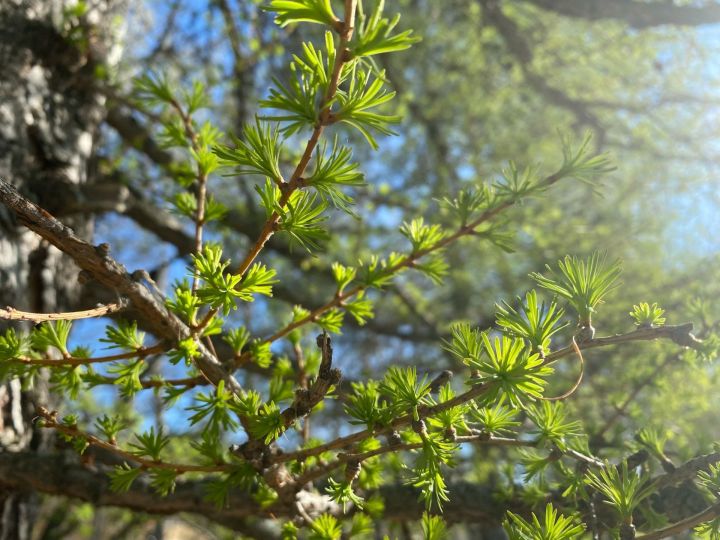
(0, 1, 124, 537)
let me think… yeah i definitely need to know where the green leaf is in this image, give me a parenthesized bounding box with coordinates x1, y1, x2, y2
(94, 414, 126, 444)
(309, 513, 343, 540)
(493, 162, 544, 201)
(100, 320, 145, 351)
(107, 360, 144, 397)
(422, 512, 448, 540)
(269, 373, 295, 403)
(439, 184, 493, 227)
(306, 138, 365, 213)
(279, 190, 330, 251)
(214, 119, 283, 183)
(408, 433, 457, 510)
(189, 431, 226, 466)
(264, 0, 338, 28)
(399, 218, 445, 253)
(316, 308, 344, 334)
(49, 365, 83, 399)
(282, 522, 299, 540)
(530, 252, 622, 326)
(235, 263, 278, 301)
(184, 79, 209, 113)
(331, 262, 356, 294)
(335, 67, 399, 149)
(261, 36, 335, 134)
(134, 72, 175, 105)
(344, 380, 393, 429)
(109, 463, 142, 493)
(224, 326, 250, 355)
(629, 302, 666, 327)
(698, 461, 720, 498)
(349, 513, 374, 538)
(250, 339, 273, 368)
(235, 389, 263, 417)
(187, 380, 241, 436)
(471, 404, 520, 436)
(0, 328, 32, 362)
(166, 281, 200, 323)
(345, 292, 374, 325)
(415, 254, 449, 284)
(504, 503, 585, 540)
(256, 177, 282, 218)
(192, 244, 276, 314)
(128, 426, 169, 461)
(496, 290, 568, 354)
(526, 401, 583, 452)
(326, 477, 364, 511)
(555, 131, 616, 185)
(585, 461, 654, 520)
(358, 252, 406, 289)
(353, 0, 420, 58)
(427, 384, 469, 435)
(149, 468, 177, 496)
(379, 366, 432, 420)
(32, 320, 73, 355)
(248, 401, 285, 443)
(471, 334, 553, 408)
(443, 323, 483, 366)
(167, 337, 200, 366)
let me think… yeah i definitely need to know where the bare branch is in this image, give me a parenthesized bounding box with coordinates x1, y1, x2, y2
(0, 301, 127, 322)
(637, 502, 720, 540)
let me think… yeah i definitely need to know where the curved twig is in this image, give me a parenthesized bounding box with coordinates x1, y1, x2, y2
(0, 301, 127, 322)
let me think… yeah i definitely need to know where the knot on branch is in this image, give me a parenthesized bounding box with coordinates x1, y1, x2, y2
(233, 439, 266, 464)
(619, 523, 636, 540)
(668, 322, 702, 349)
(429, 370, 453, 393)
(280, 334, 342, 429)
(412, 418, 427, 438)
(387, 430, 402, 447)
(344, 460, 361, 484)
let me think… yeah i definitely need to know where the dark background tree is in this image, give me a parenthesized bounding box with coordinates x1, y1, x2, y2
(0, 0, 718, 538)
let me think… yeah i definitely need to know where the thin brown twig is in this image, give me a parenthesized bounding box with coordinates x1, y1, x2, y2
(8, 343, 167, 368)
(37, 407, 229, 474)
(541, 336, 585, 401)
(0, 302, 127, 322)
(545, 323, 701, 364)
(294, 432, 603, 487)
(168, 98, 207, 295)
(636, 502, 720, 540)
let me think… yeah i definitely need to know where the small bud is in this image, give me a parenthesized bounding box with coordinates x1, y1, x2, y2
(619, 523, 636, 540)
(576, 324, 595, 342)
(429, 370, 453, 393)
(387, 431, 402, 447)
(412, 418, 427, 438)
(344, 460, 361, 484)
(626, 449, 649, 469)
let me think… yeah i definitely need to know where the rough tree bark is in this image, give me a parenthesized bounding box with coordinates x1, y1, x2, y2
(0, 1, 124, 537)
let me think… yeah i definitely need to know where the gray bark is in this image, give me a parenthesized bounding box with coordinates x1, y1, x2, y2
(0, 1, 125, 537)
